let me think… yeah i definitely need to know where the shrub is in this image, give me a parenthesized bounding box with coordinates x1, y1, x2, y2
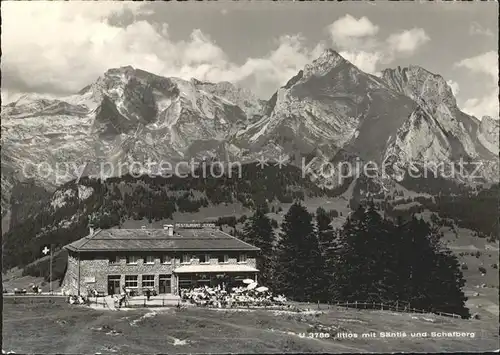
(478, 266, 487, 274)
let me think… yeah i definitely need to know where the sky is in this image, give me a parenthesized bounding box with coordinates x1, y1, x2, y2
(1, 1, 498, 119)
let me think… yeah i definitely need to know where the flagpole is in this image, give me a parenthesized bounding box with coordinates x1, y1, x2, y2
(50, 244, 53, 295)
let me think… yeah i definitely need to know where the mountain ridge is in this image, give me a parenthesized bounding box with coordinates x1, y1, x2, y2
(2, 49, 499, 219)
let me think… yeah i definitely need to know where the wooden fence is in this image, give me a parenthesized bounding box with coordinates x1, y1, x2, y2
(315, 300, 462, 319)
(82, 296, 463, 319)
(88, 295, 182, 309)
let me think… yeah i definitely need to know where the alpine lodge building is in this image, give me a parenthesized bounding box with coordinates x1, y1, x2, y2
(61, 223, 260, 296)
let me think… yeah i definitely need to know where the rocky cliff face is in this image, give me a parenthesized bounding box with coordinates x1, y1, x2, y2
(477, 116, 499, 156)
(381, 66, 498, 182)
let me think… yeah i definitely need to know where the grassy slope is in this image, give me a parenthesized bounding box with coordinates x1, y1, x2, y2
(3, 297, 499, 354)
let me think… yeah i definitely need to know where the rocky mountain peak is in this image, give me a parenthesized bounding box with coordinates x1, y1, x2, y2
(184, 78, 263, 119)
(302, 48, 348, 81)
(381, 65, 457, 112)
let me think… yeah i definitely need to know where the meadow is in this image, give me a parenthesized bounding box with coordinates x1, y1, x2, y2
(2, 297, 498, 354)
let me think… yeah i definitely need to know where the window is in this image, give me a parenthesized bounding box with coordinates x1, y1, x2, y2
(238, 253, 247, 263)
(126, 256, 140, 264)
(161, 255, 172, 264)
(144, 256, 155, 265)
(182, 254, 191, 264)
(125, 275, 138, 288)
(199, 254, 210, 264)
(108, 255, 120, 264)
(218, 254, 229, 263)
(142, 275, 154, 288)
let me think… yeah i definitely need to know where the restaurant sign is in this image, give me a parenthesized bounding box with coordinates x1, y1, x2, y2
(175, 222, 217, 229)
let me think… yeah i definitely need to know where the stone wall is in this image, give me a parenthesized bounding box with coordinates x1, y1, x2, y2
(60, 253, 79, 295)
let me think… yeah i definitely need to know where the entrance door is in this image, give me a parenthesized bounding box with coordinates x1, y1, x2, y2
(107, 275, 121, 295)
(159, 275, 171, 294)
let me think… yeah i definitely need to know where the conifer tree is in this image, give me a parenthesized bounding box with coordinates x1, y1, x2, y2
(316, 207, 332, 232)
(316, 207, 334, 253)
(397, 218, 469, 317)
(330, 205, 369, 301)
(315, 206, 337, 299)
(273, 201, 325, 301)
(242, 208, 275, 287)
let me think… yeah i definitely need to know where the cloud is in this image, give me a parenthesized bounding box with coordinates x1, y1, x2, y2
(326, 16, 429, 74)
(326, 15, 379, 50)
(339, 50, 383, 74)
(231, 35, 326, 96)
(454, 51, 499, 119)
(386, 28, 430, 55)
(462, 95, 499, 120)
(446, 80, 460, 96)
(454, 51, 498, 79)
(469, 22, 495, 38)
(1, 2, 323, 101)
(1, 89, 24, 105)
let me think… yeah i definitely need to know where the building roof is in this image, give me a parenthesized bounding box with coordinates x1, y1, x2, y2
(173, 264, 259, 273)
(65, 228, 260, 253)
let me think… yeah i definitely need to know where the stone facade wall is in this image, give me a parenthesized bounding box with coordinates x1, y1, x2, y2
(61, 253, 79, 295)
(61, 250, 257, 296)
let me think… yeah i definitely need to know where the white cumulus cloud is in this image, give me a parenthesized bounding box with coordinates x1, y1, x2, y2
(326, 16, 430, 75)
(454, 51, 499, 119)
(1, 2, 323, 101)
(339, 51, 383, 74)
(462, 96, 499, 120)
(386, 28, 430, 55)
(326, 14, 379, 50)
(446, 80, 460, 96)
(469, 22, 495, 38)
(455, 51, 498, 79)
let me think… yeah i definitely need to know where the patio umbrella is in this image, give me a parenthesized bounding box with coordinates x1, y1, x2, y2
(247, 282, 257, 290)
(256, 286, 268, 293)
(242, 278, 254, 284)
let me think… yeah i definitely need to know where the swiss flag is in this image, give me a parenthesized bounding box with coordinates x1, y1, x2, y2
(42, 245, 50, 256)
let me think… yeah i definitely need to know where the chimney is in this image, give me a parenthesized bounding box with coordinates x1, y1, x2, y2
(164, 224, 174, 237)
(89, 223, 95, 236)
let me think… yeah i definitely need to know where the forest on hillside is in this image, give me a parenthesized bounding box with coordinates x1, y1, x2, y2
(349, 175, 499, 239)
(2, 164, 351, 272)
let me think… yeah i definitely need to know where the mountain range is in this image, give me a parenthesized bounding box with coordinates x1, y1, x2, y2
(1, 49, 498, 220)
